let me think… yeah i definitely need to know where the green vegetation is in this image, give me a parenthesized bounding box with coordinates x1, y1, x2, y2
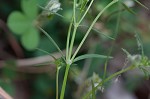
(0, 0, 149, 99)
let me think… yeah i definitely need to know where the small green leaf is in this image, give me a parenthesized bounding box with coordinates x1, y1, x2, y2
(22, 0, 38, 19)
(135, 32, 144, 56)
(122, 48, 131, 57)
(122, 3, 136, 15)
(36, 48, 56, 60)
(73, 54, 113, 63)
(21, 28, 39, 50)
(7, 11, 30, 35)
(79, 0, 89, 12)
(134, 0, 149, 10)
(55, 58, 66, 69)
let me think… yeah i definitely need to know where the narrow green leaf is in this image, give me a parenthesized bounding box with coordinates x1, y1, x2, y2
(106, 8, 126, 22)
(135, 32, 144, 56)
(34, 62, 54, 66)
(79, 25, 114, 40)
(134, 0, 149, 10)
(21, 28, 40, 50)
(36, 48, 56, 60)
(80, 0, 89, 12)
(73, 54, 113, 63)
(7, 11, 30, 35)
(91, 80, 96, 99)
(37, 26, 65, 60)
(122, 3, 136, 15)
(55, 58, 66, 69)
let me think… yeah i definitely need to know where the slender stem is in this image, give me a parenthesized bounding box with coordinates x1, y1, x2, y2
(73, 0, 76, 24)
(60, 64, 70, 99)
(56, 68, 60, 99)
(103, 1, 121, 80)
(68, 26, 78, 59)
(82, 65, 135, 99)
(68, 0, 78, 61)
(78, 0, 94, 25)
(37, 26, 65, 61)
(66, 17, 73, 61)
(71, 0, 118, 61)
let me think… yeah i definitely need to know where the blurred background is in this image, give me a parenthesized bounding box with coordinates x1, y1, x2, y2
(0, 0, 150, 99)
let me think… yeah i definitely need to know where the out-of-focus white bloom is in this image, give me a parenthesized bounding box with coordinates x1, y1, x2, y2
(122, 48, 150, 79)
(44, 0, 62, 15)
(85, 73, 104, 93)
(128, 54, 142, 65)
(123, 0, 135, 7)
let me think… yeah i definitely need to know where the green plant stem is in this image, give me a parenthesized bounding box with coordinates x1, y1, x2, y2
(68, 26, 78, 59)
(71, 0, 118, 61)
(78, 0, 94, 25)
(68, 0, 78, 60)
(56, 68, 60, 99)
(60, 64, 70, 99)
(103, 1, 121, 80)
(66, 17, 73, 61)
(82, 65, 135, 99)
(73, 0, 77, 23)
(37, 26, 65, 61)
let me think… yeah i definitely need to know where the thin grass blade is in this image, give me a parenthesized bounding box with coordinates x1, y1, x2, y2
(121, 3, 136, 15)
(73, 54, 113, 63)
(37, 26, 65, 61)
(106, 8, 126, 22)
(80, 0, 89, 12)
(134, 0, 149, 10)
(36, 48, 56, 60)
(122, 48, 131, 56)
(134, 32, 144, 56)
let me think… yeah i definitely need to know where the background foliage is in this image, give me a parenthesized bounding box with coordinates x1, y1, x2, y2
(0, 0, 150, 99)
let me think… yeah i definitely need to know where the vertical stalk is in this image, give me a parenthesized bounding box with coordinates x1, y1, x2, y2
(68, 0, 77, 60)
(66, 17, 73, 60)
(68, 26, 78, 59)
(60, 64, 70, 99)
(56, 68, 60, 99)
(73, 0, 76, 23)
(103, 1, 121, 80)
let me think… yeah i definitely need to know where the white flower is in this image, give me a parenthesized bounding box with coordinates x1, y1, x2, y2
(86, 73, 104, 93)
(44, 0, 62, 15)
(123, 0, 135, 7)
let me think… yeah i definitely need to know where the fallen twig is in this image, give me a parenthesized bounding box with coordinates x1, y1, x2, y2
(0, 87, 13, 99)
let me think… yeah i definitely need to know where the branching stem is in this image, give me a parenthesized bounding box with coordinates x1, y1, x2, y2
(71, 0, 118, 61)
